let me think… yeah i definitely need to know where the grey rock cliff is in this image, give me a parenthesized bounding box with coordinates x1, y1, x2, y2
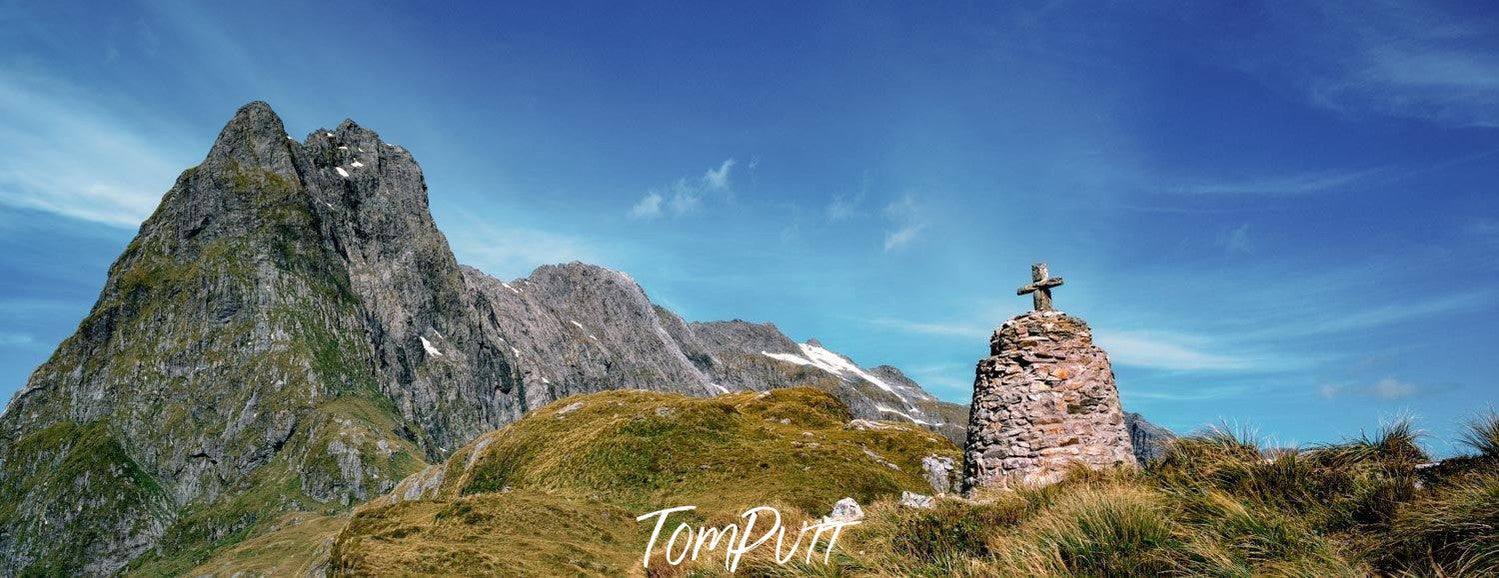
(1126, 412, 1175, 463)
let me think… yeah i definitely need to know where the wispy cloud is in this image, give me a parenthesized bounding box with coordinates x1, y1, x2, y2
(703, 158, 734, 190)
(866, 316, 1262, 373)
(826, 171, 870, 221)
(628, 192, 664, 219)
(902, 362, 976, 396)
(1467, 219, 1499, 250)
(1240, 289, 1492, 341)
(1320, 377, 1458, 400)
(1219, 224, 1253, 254)
(444, 214, 602, 279)
(627, 158, 736, 220)
(826, 193, 862, 221)
(1095, 330, 1259, 372)
(0, 333, 35, 347)
(908, 372, 973, 397)
(881, 195, 926, 251)
(1262, 2, 1499, 127)
(0, 70, 189, 227)
(869, 314, 1265, 372)
(865, 317, 990, 339)
(1167, 168, 1377, 195)
(883, 225, 924, 251)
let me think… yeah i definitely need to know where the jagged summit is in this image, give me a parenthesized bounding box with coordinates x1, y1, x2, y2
(204, 101, 294, 166)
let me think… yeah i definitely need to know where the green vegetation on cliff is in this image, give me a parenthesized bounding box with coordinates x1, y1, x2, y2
(0, 421, 173, 576)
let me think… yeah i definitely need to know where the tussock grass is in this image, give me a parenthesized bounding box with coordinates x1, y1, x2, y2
(1460, 411, 1499, 459)
(830, 414, 1496, 577)
(322, 395, 1497, 577)
(1381, 473, 1499, 575)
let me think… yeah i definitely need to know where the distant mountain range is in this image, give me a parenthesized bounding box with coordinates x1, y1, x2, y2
(0, 102, 1167, 574)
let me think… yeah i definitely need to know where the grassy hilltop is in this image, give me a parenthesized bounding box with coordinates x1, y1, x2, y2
(185, 389, 1498, 577)
(185, 387, 953, 576)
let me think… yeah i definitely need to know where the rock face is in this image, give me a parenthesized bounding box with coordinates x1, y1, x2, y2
(962, 311, 1135, 491)
(0, 101, 966, 574)
(824, 498, 865, 523)
(921, 455, 956, 494)
(1126, 412, 1175, 463)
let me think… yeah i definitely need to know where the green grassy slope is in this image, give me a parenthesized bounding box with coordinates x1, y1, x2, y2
(329, 387, 960, 575)
(205, 394, 1499, 577)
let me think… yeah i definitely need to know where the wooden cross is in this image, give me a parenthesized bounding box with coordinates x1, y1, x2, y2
(1016, 262, 1064, 311)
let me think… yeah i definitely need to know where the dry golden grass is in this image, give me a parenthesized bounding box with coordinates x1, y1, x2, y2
(184, 512, 348, 577)
(197, 401, 1499, 577)
(329, 387, 959, 576)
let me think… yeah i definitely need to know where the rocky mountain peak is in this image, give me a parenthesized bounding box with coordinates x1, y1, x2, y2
(0, 101, 972, 574)
(203, 100, 297, 176)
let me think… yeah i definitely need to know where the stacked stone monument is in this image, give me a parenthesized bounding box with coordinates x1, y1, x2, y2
(962, 263, 1135, 492)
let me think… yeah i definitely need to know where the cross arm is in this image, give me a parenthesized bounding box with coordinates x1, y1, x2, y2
(1016, 277, 1064, 295)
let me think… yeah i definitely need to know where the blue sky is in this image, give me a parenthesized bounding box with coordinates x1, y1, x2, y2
(2, 1, 1496, 454)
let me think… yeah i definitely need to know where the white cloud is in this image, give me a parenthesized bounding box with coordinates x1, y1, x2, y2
(626, 158, 735, 219)
(1321, 377, 1458, 400)
(628, 192, 663, 219)
(1364, 377, 1418, 400)
(883, 224, 925, 251)
(827, 193, 862, 221)
(444, 215, 603, 279)
(865, 318, 990, 339)
(1167, 169, 1377, 195)
(881, 195, 926, 251)
(703, 158, 734, 191)
(0, 70, 191, 227)
(1252, 289, 1491, 341)
(827, 172, 869, 221)
(667, 182, 704, 215)
(1095, 331, 1256, 372)
(1220, 223, 1253, 254)
(0, 333, 35, 347)
(1259, 2, 1499, 127)
(865, 318, 1259, 371)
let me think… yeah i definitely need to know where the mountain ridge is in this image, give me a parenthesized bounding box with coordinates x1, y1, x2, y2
(0, 101, 979, 574)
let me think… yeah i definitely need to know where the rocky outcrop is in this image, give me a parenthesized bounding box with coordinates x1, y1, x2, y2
(899, 491, 935, 509)
(0, 101, 966, 574)
(922, 455, 956, 494)
(1126, 412, 1175, 463)
(824, 498, 865, 523)
(962, 311, 1135, 492)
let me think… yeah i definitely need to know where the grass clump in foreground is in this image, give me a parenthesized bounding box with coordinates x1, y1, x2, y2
(823, 415, 1499, 577)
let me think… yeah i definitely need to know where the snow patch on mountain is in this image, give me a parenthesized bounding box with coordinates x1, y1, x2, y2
(876, 404, 938, 426)
(419, 336, 442, 357)
(761, 342, 908, 402)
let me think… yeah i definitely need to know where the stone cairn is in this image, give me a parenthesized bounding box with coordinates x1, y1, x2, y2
(962, 263, 1135, 492)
